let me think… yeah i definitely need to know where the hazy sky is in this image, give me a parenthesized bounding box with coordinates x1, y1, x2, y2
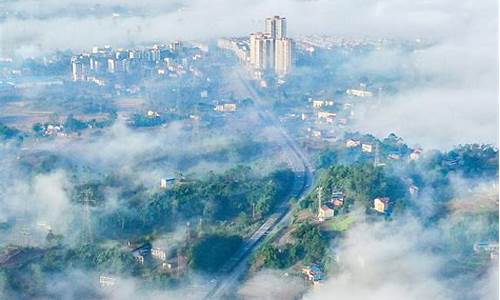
(0, 0, 497, 54)
(0, 0, 497, 148)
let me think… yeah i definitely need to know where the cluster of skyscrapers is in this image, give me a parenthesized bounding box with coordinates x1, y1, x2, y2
(249, 16, 293, 77)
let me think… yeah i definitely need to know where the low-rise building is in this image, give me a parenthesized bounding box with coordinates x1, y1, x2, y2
(317, 111, 336, 123)
(318, 204, 335, 221)
(312, 99, 334, 109)
(151, 247, 167, 261)
(331, 192, 345, 207)
(410, 148, 423, 160)
(99, 275, 116, 288)
(346, 139, 361, 148)
(387, 153, 401, 160)
(302, 263, 325, 284)
(160, 177, 175, 189)
(373, 197, 390, 213)
(214, 103, 237, 112)
(346, 89, 373, 97)
(362, 143, 373, 153)
(409, 184, 419, 197)
(473, 242, 499, 254)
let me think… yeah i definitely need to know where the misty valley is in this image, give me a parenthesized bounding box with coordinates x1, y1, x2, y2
(0, 3, 498, 300)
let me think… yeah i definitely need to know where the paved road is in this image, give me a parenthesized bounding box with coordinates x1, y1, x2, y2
(204, 70, 315, 299)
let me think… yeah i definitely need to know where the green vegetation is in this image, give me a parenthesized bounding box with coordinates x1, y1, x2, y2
(257, 222, 327, 269)
(130, 113, 166, 127)
(96, 166, 294, 239)
(302, 164, 407, 212)
(0, 122, 21, 140)
(189, 234, 242, 273)
(325, 214, 357, 232)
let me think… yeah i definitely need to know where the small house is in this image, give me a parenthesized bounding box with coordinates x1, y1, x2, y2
(373, 197, 390, 213)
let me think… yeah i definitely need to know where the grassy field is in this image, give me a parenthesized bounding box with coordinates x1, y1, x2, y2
(322, 214, 357, 232)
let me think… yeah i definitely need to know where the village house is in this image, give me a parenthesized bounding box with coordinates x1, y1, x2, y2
(409, 184, 419, 197)
(312, 99, 334, 109)
(346, 89, 373, 97)
(151, 247, 167, 261)
(160, 177, 175, 189)
(146, 110, 160, 118)
(302, 263, 325, 285)
(214, 103, 237, 112)
(331, 192, 345, 207)
(410, 148, 423, 160)
(318, 204, 335, 221)
(373, 197, 390, 213)
(362, 143, 373, 153)
(345, 139, 361, 148)
(99, 275, 116, 288)
(387, 153, 401, 160)
(317, 111, 336, 123)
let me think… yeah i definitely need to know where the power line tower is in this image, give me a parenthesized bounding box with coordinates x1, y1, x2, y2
(374, 143, 381, 167)
(81, 189, 95, 244)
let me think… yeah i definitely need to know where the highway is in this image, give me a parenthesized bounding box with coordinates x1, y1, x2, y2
(204, 70, 315, 299)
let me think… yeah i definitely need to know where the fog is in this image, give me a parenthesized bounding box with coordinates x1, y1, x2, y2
(1, 0, 497, 55)
(304, 217, 499, 300)
(0, 0, 497, 299)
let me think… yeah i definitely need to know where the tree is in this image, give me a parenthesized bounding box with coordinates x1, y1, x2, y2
(189, 234, 242, 273)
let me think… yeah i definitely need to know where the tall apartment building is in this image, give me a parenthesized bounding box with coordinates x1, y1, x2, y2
(265, 16, 287, 39)
(275, 38, 293, 76)
(249, 16, 292, 76)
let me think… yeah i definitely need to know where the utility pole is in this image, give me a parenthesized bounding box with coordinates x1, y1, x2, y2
(317, 186, 323, 218)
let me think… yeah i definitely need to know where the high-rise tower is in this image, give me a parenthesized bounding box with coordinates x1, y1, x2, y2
(249, 16, 292, 76)
(265, 16, 287, 39)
